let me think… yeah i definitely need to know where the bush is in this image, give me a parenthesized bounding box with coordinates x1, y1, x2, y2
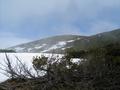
(0, 43, 120, 90)
(0, 49, 16, 53)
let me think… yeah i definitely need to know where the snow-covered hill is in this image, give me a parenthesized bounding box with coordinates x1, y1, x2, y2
(8, 35, 85, 53)
(7, 29, 120, 53)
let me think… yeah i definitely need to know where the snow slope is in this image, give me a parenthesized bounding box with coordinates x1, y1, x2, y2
(0, 53, 81, 82)
(0, 53, 62, 82)
(8, 35, 83, 53)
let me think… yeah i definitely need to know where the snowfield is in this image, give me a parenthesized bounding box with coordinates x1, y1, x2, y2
(0, 53, 81, 82)
(0, 53, 63, 82)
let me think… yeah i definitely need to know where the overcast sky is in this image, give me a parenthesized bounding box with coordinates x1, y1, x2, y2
(0, 0, 120, 48)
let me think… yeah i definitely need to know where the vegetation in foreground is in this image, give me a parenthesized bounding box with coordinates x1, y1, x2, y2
(0, 42, 120, 90)
(0, 49, 15, 53)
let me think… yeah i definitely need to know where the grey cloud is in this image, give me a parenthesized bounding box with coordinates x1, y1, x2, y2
(0, 0, 120, 48)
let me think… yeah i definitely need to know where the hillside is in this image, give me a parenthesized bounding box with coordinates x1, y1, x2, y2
(8, 35, 85, 53)
(8, 29, 120, 53)
(72, 29, 120, 50)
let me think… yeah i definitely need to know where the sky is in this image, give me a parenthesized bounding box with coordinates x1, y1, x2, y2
(0, 0, 120, 48)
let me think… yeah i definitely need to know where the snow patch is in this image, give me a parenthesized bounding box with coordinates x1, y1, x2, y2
(67, 40, 74, 43)
(71, 58, 81, 64)
(34, 44, 47, 49)
(61, 47, 72, 50)
(42, 41, 67, 52)
(61, 48, 66, 50)
(15, 47, 24, 51)
(28, 48, 32, 52)
(76, 38, 81, 40)
(58, 41, 66, 46)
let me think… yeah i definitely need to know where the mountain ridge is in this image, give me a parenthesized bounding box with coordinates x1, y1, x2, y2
(8, 29, 120, 53)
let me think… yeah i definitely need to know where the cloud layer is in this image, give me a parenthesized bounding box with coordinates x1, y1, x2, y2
(0, 0, 120, 48)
